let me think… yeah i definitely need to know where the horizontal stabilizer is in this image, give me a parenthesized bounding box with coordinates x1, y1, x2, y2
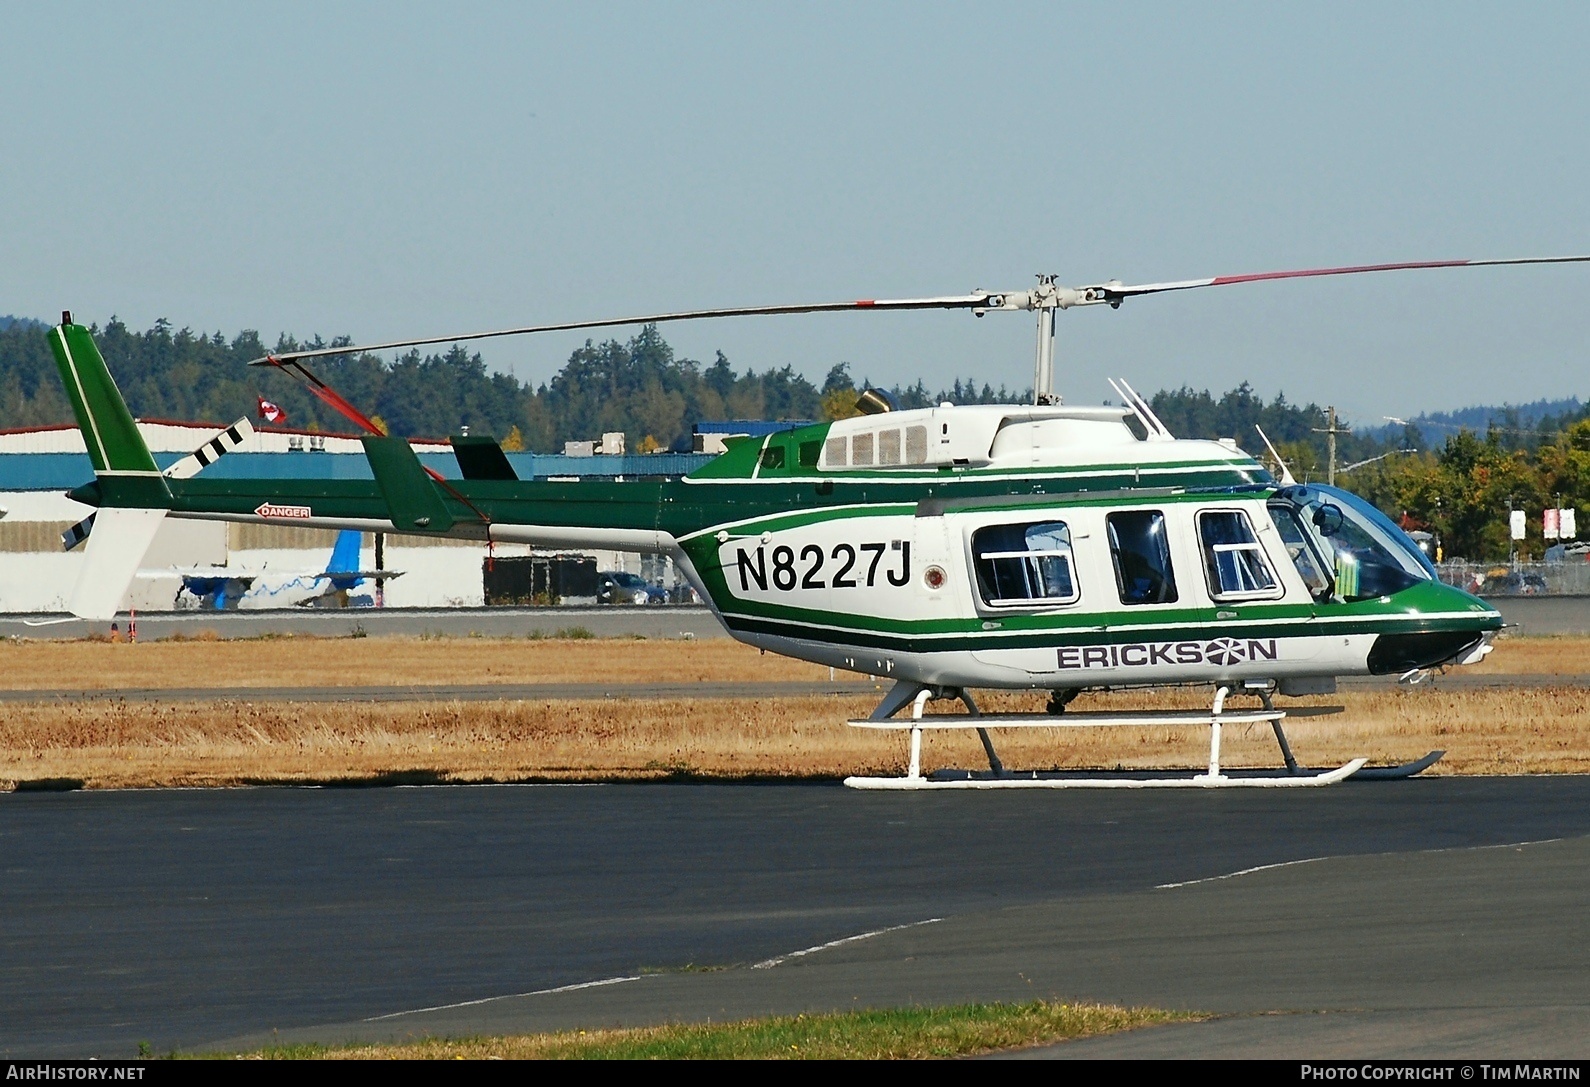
(164, 417, 255, 480)
(450, 435, 518, 481)
(313, 569, 404, 582)
(68, 507, 168, 620)
(362, 436, 455, 533)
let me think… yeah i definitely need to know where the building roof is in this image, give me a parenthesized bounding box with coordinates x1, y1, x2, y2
(692, 420, 813, 437)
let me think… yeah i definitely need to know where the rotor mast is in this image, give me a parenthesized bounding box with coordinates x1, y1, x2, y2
(1033, 276, 1059, 405)
(972, 275, 1119, 405)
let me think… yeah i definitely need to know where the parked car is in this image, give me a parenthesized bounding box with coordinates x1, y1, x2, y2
(597, 571, 667, 605)
(1506, 571, 1549, 594)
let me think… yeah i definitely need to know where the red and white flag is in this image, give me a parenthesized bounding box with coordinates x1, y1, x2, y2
(257, 397, 287, 424)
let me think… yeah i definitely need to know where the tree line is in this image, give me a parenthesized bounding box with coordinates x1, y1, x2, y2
(0, 317, 1583, 560)
(0, 317, 1036, 450)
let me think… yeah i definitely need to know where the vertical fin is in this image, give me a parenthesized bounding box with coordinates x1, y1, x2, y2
(49, 318, 171, 509)
(326, 530, 362, 576)
(51, 317, 173, 616)
(49, 321, 159, 475)
(69, 507, 168, 619)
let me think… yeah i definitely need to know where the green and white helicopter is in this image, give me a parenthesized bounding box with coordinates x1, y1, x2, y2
(48, 256, 1589, 789)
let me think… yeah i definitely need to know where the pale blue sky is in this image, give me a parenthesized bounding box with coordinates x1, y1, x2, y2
(4, 3, 1587, 421)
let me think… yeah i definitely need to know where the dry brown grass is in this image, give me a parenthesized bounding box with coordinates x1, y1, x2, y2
(0, 631, 1582, 692)
(0, 635, 829, 689)
(1468, 633, 1590, 675)
(2, 633, 1586, 789)
(4, 680, 1587, 790)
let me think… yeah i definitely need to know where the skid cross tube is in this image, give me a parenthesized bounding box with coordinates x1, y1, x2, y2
(845, 683, 1368, 790)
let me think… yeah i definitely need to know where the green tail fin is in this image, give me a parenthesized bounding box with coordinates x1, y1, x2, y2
(50, 318, 170, 507)
(362, 435, 456, 532)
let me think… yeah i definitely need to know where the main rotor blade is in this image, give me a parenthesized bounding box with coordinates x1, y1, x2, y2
(248, 293, 992, 365)
(1094, 255, 1590, 303)
(248, 253, 1590, 365)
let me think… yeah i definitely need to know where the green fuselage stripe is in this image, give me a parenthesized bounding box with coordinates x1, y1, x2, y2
(160, 460, 1274, 539)
(718, 610, 1498, 654)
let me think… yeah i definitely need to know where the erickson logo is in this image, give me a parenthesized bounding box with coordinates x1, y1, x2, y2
(1058, 638, 1278, 670)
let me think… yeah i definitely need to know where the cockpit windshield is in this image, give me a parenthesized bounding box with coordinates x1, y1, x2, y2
(1273, 485, 1434, 602)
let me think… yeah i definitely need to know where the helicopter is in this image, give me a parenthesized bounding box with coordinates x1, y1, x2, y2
(47, 255, 1590, 788)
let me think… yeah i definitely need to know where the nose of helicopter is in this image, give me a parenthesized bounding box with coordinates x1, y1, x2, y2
(1365, 579, 1503, 675)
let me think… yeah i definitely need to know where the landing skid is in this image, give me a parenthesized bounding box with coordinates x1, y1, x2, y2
(843, 680, 1432, 791)
(1343, 749, 1446, 780)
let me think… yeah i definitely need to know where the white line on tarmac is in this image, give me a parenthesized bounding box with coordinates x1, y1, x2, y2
(1156, 836, 1568, 890)
(1156, 857, 1325, 890)
(364, 974, 654, 1021)
(750, 918, 943, 969)
(361, 917, 945, 1021)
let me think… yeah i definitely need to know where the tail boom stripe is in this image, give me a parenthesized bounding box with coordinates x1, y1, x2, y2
(53, 327, 109, 471)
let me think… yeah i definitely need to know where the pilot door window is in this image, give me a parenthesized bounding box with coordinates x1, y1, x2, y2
(971, 521, 1080, 607)
(1268, 504, 1332, 599)
(1197, 510, 1282, 601)
(1107, 510, 1179, 605)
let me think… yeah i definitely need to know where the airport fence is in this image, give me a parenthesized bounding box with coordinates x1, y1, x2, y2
(1436, 560, 1590, 597)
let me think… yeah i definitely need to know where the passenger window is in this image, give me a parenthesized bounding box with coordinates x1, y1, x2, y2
(824, 436, 847, 467)
(1107, 510, 1178, 605)
(878, 429, 902, 465)
(852, 433, 874, 466)
(758, 444, 786, 470)
(1268, 504, 1332, 599)
(972, 521, 1080, 607)
(1198, 510, 1281, 600)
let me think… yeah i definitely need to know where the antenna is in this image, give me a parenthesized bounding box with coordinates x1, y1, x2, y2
(1254, 425, 1298, 486)
(1107, 378, 1148, 436)
(1113, 378, 1174, 440)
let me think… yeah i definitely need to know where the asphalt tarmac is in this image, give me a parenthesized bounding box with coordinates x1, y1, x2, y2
(4, 778, 1590, 1058)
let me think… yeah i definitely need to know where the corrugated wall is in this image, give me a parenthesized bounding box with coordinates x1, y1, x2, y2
(0, 521, 74, 552)
(0, 522, 482, 553)
(226, 525, 479, 550)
